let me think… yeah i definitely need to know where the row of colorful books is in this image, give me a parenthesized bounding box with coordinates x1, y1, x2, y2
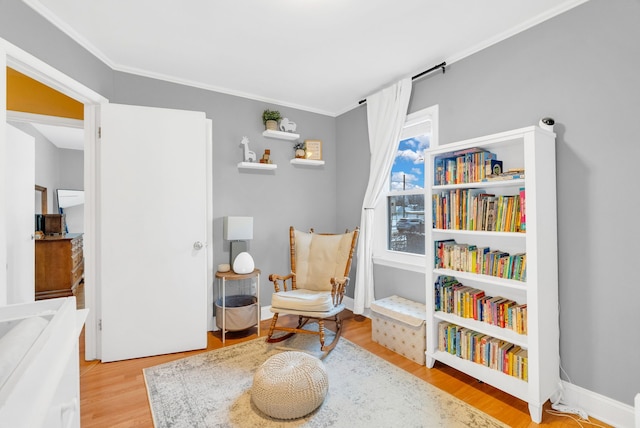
(434, 275, 528, 334)
(434, 148, 500, 185)
(434, 239, 527, 281)
(438, 322, 528, 381)
(432, 188, 525, 232)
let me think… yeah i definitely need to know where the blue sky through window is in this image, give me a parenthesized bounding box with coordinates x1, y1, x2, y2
(390, 134, 429, 191)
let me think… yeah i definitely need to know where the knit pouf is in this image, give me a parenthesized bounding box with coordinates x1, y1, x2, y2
(251, 351, 329, 419)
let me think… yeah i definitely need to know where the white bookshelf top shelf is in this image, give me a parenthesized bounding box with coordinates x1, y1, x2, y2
(290, 158, 325, 166)
(262, 129, 300, 141)
(237, 162, 277, 170)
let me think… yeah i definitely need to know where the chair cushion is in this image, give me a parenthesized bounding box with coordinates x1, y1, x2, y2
(294, 229, 355, 292)
(271, 289, 334, 313)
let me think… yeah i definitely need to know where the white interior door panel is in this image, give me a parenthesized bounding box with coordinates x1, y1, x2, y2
(99, 103, 208, 362)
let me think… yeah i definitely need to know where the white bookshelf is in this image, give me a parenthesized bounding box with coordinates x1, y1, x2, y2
(424, 126, 559, 423)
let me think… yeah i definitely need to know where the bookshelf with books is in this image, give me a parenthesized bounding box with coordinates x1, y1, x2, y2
(425, 126, 558, 423)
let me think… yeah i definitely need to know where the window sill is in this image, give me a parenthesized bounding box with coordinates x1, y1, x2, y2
(372, 254, 426, 274)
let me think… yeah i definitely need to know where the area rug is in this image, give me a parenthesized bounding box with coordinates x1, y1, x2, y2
(144, 331, 508, 428)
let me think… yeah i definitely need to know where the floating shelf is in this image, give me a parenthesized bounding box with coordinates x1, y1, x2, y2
(262, 129, 300, 141)
(290, 158, 325, 166)
(237, 162, 277, 170)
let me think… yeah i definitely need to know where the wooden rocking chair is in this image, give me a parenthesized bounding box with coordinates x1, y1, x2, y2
(267, 226, 359, 352)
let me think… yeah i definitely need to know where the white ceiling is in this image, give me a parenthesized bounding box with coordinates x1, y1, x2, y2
(32, 122, 84, 150)
(23, 0, 587, 116)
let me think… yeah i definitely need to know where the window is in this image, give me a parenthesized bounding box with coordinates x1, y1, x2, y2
(374, 105, 438, 271)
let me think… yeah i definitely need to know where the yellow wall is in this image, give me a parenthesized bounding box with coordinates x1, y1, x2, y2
(6, 67, 83, 120)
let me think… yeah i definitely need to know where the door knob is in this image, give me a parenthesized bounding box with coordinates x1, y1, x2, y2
(193, 241, 204, 250)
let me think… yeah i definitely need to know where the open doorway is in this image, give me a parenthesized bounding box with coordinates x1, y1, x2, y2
(2, 42, 107, 360)
(7, 67, 86, 307)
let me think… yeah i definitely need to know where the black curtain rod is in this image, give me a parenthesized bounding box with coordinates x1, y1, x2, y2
(358, 61, 446, 105)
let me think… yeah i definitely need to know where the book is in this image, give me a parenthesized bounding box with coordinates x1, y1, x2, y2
(519, 188, 526, 232)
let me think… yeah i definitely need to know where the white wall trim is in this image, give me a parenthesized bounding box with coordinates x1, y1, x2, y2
(561, 381, 635, 428)
(1, 39, 107, 106)
(6, 111, 83, 128)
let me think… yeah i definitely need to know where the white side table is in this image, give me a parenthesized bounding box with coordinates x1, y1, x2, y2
(215, 269, 260, 343)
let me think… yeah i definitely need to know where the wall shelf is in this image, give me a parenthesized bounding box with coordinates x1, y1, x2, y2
(290, 158, 325, 166)
(262, 129, 300, 141)
(237, 162, 277, 170)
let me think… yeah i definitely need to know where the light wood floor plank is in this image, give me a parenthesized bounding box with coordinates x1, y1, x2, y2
(79, 311, 611, 427)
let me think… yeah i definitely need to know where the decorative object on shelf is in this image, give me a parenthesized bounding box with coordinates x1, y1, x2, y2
(293, 141, 306, 159)
(262, 109, 282, 131)
(279, 117, 297, 133)
(217, 263, 231, 273)
(233, 251, 255, 274)
(259, 149, 272, 164)
(223, 216, 253, 265)
(304, 139, 322, 160)
(240, 136, 256, 162)
(539, 117, 555, 132)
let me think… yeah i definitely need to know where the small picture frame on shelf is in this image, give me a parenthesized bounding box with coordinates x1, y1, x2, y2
(304, 140, 322, 160)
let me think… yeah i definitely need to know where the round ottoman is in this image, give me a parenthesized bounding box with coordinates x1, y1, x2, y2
(251, 351, 328, 419)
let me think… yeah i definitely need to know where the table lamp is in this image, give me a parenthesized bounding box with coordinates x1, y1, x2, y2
(223, 216, 253, 267)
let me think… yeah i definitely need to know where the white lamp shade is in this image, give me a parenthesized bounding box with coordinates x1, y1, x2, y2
(233, 252, 255, 274)
(223, 216, 253, 240)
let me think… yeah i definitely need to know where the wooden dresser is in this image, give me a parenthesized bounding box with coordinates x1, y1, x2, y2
(35, 233, 84, 300)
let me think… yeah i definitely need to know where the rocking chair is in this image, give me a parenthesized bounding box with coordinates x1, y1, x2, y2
(267, 226, 359, 352)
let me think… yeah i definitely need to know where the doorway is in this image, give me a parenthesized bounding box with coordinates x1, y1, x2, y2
(7, 113, 85, 306)
(2, 39, 107, 360)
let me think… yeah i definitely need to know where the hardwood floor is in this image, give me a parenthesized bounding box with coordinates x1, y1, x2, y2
(79, 311, 611, 427)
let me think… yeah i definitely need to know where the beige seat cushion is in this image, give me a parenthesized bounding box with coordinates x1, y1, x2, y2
(271, 289, 334, 313)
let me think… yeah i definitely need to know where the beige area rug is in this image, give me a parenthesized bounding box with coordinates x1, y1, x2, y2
(144, 330, 508, 428)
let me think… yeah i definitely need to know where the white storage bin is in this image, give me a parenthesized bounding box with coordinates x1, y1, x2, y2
(371, 295, 426, 365)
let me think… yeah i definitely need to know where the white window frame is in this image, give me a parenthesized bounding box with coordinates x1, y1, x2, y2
(372, 104, 439, 273)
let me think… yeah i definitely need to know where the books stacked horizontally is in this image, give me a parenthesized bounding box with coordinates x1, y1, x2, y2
(438, 322, 528, 381)
(481, 168, 525, 182)
(434, 275, 527, 334)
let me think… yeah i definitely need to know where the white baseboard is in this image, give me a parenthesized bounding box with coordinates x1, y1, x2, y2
(560, 381, 635, 428)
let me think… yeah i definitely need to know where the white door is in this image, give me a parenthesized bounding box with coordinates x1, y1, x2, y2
(5, 124, 35, 304)
(99, 103, 209, 362)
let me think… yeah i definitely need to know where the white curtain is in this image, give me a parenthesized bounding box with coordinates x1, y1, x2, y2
(353, 78, 412, 314)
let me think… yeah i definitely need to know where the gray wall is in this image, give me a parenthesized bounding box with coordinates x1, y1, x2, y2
(111, 73, 338, 300)
(336, 0, 640, 406)
(0, 0, 114, 99)
(1, 0, 338, 310)
(8, 122, 59, 214)
(3, 0, 639, 408)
